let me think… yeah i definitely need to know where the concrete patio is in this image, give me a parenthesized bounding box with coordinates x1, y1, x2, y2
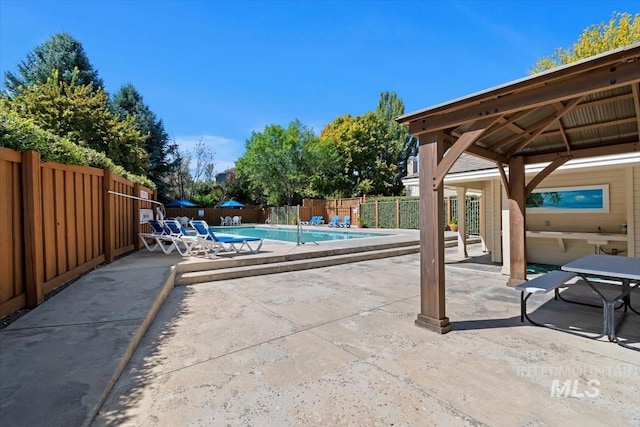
(94, 245, 639, 426)
(1, 229, 637, 426)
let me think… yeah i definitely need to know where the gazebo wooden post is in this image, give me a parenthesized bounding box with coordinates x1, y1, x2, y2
(415, 133, 451, 334)
(508, 156, 527, 286)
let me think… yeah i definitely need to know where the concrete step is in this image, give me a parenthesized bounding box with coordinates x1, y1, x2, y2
(174, 234, 482, 286)
(175, 235, 480, 275)
(175, 239, 419, 274)
(176, 244, 420, 285)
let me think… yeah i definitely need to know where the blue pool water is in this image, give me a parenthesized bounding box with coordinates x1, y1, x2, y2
(209, 226, 389, 243)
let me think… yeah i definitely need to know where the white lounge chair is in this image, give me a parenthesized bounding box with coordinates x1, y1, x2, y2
(141, 219, 203, 256)
(139, 220, 183, 254)
(191, 220, 263, 254)
(138, 219, 169, 252)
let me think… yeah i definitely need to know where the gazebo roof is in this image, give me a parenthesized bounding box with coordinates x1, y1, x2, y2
(396, 43, 640, 335)
(397, 43, 640, 167)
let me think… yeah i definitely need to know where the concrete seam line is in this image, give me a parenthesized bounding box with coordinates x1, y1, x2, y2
(86, 265, 177, 427)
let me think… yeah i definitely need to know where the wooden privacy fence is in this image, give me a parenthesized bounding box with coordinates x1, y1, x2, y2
(165, 207, 266, 226)
(268, 198, 364, 225)
(0, 148, 155, 318)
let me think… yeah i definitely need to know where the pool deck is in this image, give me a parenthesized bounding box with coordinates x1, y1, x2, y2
(1, 228, 638, 426)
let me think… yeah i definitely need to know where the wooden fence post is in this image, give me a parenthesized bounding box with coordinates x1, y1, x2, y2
(103, 169, 115, 263)
(133, 183, 141, 250)
(22, 151, 44, 307)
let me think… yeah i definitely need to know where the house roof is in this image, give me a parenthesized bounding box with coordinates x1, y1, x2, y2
(396, 44, 640, 166)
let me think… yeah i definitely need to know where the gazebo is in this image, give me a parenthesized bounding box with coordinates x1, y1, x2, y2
(396, 44, 640, 334)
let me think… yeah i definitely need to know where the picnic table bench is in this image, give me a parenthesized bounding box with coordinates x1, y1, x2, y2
(515, 270, 577, 324)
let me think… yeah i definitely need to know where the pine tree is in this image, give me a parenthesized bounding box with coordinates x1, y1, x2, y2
(4, 33, 103, 96)
(110, 84, 177, 200)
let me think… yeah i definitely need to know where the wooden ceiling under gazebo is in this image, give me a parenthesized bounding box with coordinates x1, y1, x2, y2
(396, 44, 640, 334)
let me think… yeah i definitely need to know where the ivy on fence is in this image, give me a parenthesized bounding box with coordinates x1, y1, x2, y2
(399, 200, 419, 229)
(269, 206, 298, 224)
(360, 196, 479, 232)
(268, 195, 479, 233)
(378, 201, 398, 229)
(359, 204, 376, 228)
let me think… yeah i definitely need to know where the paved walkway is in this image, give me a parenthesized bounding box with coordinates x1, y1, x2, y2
(1, 238, 638, 426)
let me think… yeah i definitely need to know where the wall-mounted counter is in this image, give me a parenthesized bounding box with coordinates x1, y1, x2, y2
(526, 230, 629, 254)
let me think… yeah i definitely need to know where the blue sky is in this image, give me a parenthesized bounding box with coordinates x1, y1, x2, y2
(1, 1, 638, 173)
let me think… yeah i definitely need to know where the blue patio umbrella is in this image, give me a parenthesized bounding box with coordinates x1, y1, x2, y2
(219, 199, 244, 208)
(165, 198, 198, 208)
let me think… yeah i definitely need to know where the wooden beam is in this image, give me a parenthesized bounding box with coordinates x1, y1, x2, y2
(539, 116, 638, 138)
(557, 118, 571, 153)
(632, 83, 640, 137)
(507, 96, 584, 157)
(486, 106, 549, 150)
(496, 161, 510, 199)
(487, 97, 635, 149)
(415, 133, 450, 334)
(407, 58, 640, 134)
(465, 144, 508, 165)
(525, 156, 571, 197)
(506, 121, 527, 135)
(479, 109, 533, 141)
(507, 97, 584, 156)
(525, 141, 639, 164)
(432, 118, 498, 189)
(576, 91, 635, 109)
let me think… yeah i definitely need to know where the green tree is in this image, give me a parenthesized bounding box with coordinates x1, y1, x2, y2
(110, 84, 177, 201)
(320, 112, 399, 197)
(375, 91, 410, 193)
(4, 32, 103, 96)
(4, 69, 148, 174)
(217, 168, 255, 206)
(236, 120, 317, 205)
(303, 137, 348, 199)
(0, 103, 154, 187)
(530, 12, 640, 74)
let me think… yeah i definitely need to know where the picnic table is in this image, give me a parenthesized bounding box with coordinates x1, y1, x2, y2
(562, 254, 640, 351)
(516, 254, 640, 351)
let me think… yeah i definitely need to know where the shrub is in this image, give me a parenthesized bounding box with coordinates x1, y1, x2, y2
(0, 106, 154, 188)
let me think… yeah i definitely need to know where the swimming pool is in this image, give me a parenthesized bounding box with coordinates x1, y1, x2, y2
(209, 226, 389, 243)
